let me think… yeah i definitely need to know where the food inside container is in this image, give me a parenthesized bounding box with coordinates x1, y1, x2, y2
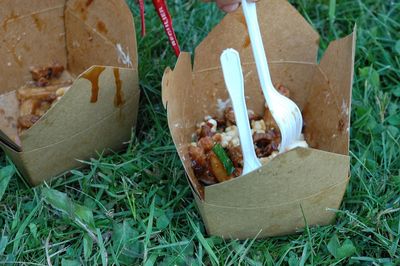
(17, 63, 72, 135)
(0, 63, 74, 149)
(189, 84, 308, 187)
(162, 0, 355, 238)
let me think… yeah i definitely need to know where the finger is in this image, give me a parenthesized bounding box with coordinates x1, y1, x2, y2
(220, 3, 240, 12)
(215, 0, 241, 6)
(215, 0, 258, 5)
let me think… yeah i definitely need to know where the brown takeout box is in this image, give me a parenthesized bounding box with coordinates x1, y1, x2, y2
(0, 0, 139, 185)
(162, 0, 355, 239)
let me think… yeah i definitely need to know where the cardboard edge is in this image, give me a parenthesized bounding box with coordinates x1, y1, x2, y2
(204, 176, 350, 210)
(198, 177, 349, 239)
(161, 52, 192, 109)
(0, 139, 31, 179)
(161, 67, 173, 109)
(161, 52, 207, 198)
(23, 95, 138, 153)
(315, 26, 356, 155)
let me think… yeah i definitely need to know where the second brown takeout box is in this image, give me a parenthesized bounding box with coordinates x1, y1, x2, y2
(0, 0, 139, 185)
(162, 0, 356, 239)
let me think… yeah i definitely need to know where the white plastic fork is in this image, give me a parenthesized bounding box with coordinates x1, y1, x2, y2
(242, 0, 303, 152)
(220, 49, 262, 175)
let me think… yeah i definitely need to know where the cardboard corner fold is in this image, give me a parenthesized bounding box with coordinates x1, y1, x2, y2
(161, 67, 173, 108)
(303, 28, 356, 156)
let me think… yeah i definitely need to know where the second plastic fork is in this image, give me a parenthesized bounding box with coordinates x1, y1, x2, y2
(220, 49, 262, 175)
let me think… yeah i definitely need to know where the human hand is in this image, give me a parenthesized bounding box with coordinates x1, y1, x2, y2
(214, 0, 259, 13)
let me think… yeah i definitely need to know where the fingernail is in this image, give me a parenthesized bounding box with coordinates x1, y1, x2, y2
(222, 3, 240, 12)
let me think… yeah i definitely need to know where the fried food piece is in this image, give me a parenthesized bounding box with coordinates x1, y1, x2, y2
(30, 63, 65, 86)
(224, 107, 260, 126)
(198, 136, 214, 152)
(189, 145, 208, 176)
(253, 130, 280, 157)
(34, 101, 52, 116)
(190, 84, 297, 187)
(17, 87, 57, 102)
(188, 145, 217, 185)
(224, 107, 236, 125)
(19, 99, 36, 117)
(17, 68, 72, 133)
(18, 114, 40, 130)
(209, 151, 232, 182)
(198, 123, 214, 138)
(17, 82, 71, 100)
(227, 146, 243, 168)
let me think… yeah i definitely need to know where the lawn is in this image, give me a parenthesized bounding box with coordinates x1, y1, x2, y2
(0, 0, 399, 265)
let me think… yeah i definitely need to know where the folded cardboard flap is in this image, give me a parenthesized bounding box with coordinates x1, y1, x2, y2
(196, 177, 349, 239)
(303, 30, 356, 155)
(162, 53, 205, 196)
(20, 66, 139, 151)
(204, 147, 349, 207)
(1, 92, 139, 186)
(65, 0, 138, 75)
(193, 0, 319, 73)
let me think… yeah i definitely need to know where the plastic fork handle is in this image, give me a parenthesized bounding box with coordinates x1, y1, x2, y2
(220, 49, 262, 175)
(241, 1, 280, 107)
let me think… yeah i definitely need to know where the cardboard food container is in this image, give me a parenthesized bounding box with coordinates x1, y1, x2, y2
(0, 0, 139, 185)
(162, 0, 355, 239)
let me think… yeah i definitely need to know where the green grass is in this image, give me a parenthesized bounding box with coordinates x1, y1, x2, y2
(0, 0, 399, 265)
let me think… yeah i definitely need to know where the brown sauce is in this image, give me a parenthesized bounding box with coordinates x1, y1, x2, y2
(113, 68, 124, 107)
(32, 14, 44, 31)
(86, 0, 94, 7)
(2, 11, 19, 32)
(73, 1, 90, 21)
(23, 43, 31, 52)
(82, 67, 106, 103)
(243, 35, 250, 48)
(237, 13, 246, 26)
(97, 21, 108, 34)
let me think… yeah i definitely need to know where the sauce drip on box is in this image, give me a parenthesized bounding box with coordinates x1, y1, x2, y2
(113, 68, 124, 107)
(2, 11, 19, 31)
(82, 67, 106, 103)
